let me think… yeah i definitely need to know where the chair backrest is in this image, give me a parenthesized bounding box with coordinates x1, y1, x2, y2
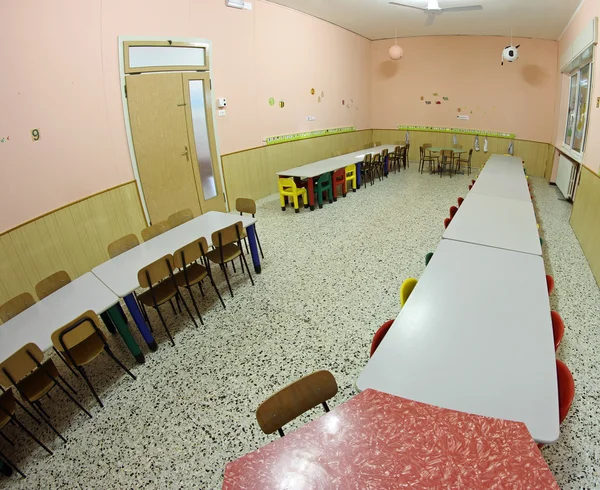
(453, 144, 462, 149)
(0, 293, 35, 323)
(467, 148, 474, 161)
(51, 311, 104, 353)
(551, 311, 565, 351)
(108, 234, 140, 259)
(370, 320, 394, 357)
(35, 271, 71, 300)
(211, 222, 243, 248)
(0, 343, 45, 388)
(167, 209, 194, 228)
(394, 145, 402, 155)
(316, 173, 331, 185)
(423, 143, 432, 149)
(0, 389, 16, 420)
(256, 370, 338, 435)
(457, 197, 464, 207)
(425, 252, 434, 266)
(468, 184, 473, 191)
(173, 237, 209, 269)
(546, 275, 554, 295)
(364, 153, 372, 163)
(556, 359, 574, 424)
(278, 178, 297, 192)
(373, 154, 381, 163)
(419, 146, 425, 159)
(400, 278, 418, 307)
(141, 221, 170, 242)
(444, 217, 452, 229)
(404, 144, 410, 159)
(375, 141, 382, 146)
(364, 143, 374, 149)
(345, 164, 356, 175)
(400, 146, 407, 159)
(137, 254, 175, 288)
(449, 206, 458, 218)
(236, 198, 257, 216)
(381, 149, 389, 158)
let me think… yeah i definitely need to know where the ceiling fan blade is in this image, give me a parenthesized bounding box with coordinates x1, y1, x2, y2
(389, 2, 427, 11)
(425, 14, 436, 26)
(441, 5, 483, 12)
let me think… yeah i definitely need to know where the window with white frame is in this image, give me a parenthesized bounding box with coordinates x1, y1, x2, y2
(563, 62, 592, 155)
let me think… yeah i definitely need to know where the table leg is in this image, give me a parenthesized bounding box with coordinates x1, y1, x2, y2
(99, 311, 117, 334)
(124, 294, 158, 351)
(106, 305, 145, 364)
(246, 224, 261, 274)
(356, 162, 362, 188)
(307, 177, 315, 211)
(384, 155, 389, 177)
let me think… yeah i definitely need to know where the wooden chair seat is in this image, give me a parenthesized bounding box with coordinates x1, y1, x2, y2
(206, 244, 241, 264)
(137, 280, 178, 307)
(173, 263, 208, 288)
(15, 360, 59, 402)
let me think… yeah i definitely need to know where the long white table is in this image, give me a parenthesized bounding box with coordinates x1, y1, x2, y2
(92, 212, 258, 351)
(471, 166, 531, 202)
(356, 240, 559, 444)
(444, 192, 541, 255)
(277, 145, 399, 208)
(0, 273, 144, 362)
(482, 155, 526, 177)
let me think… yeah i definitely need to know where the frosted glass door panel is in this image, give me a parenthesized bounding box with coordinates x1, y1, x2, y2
(188, 80, 217, 200)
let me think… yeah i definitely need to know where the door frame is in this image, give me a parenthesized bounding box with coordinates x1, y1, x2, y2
(118, 36, 229, 224)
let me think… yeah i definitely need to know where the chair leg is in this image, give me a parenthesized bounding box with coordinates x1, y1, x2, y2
(11, 416, 53, 455)
(186, 288, 204, 326)
(103, 346, 136, 380)
(56, 372, 78, 395)
(293, 194, 300, 213)
(140, 303, 153, 332)
(198, 281, 205, 297)
(78, 366, 104, 408)
(48, 377, 92, 420)
(222, 262, 234, 298)
(177, 292, 199, 328)
(0, 447, 25, 478)
(53, 347, 78, 378)
(28, 400, 67, 442)
(240, 252, 254, 286)
(155, 305, 175, 346)
(13, 396, 40, 425)
(243, 237, 249, 254)
(0, 431, 14, 446)
(208, 273, 226, 309)
(169, 298, 178, 316)
(255, 229, 265, 259)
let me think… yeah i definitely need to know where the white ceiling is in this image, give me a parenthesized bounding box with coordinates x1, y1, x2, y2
(265, 0, 582, 41)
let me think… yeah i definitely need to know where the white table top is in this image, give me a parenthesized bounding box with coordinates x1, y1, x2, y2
(471, 170, 532, 202)
(356, 240, 559, 444)
(0, 273, 119, 361)
(481, 155, 526, 177)
(444, 192, 541, 255)
(92, 212, 256, 297)
(277, 145, 398, 178)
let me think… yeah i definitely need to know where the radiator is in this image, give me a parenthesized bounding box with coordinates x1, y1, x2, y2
(556, 154, 578, 199)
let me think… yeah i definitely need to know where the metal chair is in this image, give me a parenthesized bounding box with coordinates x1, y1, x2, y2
(50, 311, 136, 408)
(256, 370, 338, 437)
(141, 221, 170, 242)
(439, 150, 454, 178)
(167, 209, 194, 228)
(0, 293, 35, 323)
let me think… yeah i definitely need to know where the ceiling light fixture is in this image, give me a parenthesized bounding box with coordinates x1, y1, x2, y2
(389, 29, 404, 60)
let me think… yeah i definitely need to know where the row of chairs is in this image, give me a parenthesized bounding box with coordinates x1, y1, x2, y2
(418, 145, 473, 177)
(0, 200, 263, 477)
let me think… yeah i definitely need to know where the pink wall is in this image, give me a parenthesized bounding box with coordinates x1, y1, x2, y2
(370, 36, 558, 143)
(0, 0, 371, 233)
(555, 0, 600, 173)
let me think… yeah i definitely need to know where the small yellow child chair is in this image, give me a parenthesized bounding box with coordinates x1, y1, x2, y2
(345, 164, 357, 192)
(400, 278, 418, 307)
(278, 178, 308, 213)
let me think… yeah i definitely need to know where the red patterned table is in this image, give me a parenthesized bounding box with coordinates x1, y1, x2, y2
(223, 389, 558, 489)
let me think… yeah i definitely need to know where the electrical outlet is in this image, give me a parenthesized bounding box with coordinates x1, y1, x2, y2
(306, 116, 316, 121)
(218, 109, 226, 117)
(596, 97, 600, 108)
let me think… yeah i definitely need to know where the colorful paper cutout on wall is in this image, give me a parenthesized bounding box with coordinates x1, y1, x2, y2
(342, 100, 345, 105)
(425, 101, 432, 105)
(420, 96, 424, 100)
(279, 100, 285, 108)
(433, 93, 439, 96)
(0, 136, 9, 143)
(436, 101, 442, 105)
(443, 97, 449, 101)
(311, 88, 315, 95)
(321, 91, 324, 97)
(268, 97, 275, 106)
(318, 96, 321, 103)
(457, 108, 462, 112)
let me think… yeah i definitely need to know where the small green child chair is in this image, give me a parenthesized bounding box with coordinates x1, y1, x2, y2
(313, 173, 333, 209)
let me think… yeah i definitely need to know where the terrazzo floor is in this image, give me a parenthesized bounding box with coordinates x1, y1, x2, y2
(1, 165, 599, 489)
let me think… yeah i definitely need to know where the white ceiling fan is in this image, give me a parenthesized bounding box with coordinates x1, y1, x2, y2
(389, 0, 483, 26)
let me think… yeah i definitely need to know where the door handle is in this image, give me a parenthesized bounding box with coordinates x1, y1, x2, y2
(181, 146, 189, 161)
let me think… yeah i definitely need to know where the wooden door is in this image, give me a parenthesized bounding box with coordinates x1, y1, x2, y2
(126, 73, 203, 223)
(182, 73, 226, 213)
